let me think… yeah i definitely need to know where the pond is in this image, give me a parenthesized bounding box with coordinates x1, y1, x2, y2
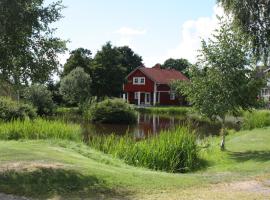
(81, 113, 241, 140)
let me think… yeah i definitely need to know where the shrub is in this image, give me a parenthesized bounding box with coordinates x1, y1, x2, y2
(24, 84, 55, 116)
(0, 97, 36, 121)
(242, 110, 270, 130)
(0, 118, 81, 141)
(85, 98, 137, 124)
(88, 126, 199, 173)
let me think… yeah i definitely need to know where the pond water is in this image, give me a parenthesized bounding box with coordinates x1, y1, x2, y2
(81, 113, 240, 140)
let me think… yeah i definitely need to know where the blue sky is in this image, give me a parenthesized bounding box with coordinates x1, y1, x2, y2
(46, 0, 223, 66)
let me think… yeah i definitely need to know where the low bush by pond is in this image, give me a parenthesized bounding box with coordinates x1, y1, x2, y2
(242, 110, 270, 130)
(136, 106, 192, 115)
(0, 97, 36, 121)
(84, 98, 137, 124)
(0, 118, 81, 141)
(88, 126, 199, 173)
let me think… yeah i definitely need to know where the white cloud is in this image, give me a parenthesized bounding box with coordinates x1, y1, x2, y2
(115, 27, 146, 36)
(166, 5, 226, 64)
(114, 27, 147, 51)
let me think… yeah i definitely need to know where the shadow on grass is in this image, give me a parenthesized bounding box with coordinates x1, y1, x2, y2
(228, 151, 270, 162)
(0, 168, 132, 199)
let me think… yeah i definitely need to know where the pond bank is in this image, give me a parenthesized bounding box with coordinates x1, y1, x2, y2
(0, 127, 270, 199)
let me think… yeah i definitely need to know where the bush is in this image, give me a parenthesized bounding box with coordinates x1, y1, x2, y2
(0, 118, 81, 141)
(242, 110, 270, 130)
(88, 126, 199, 173)
(0, 97, 36, 121)
(85, 98, 137, 124)
(24, 84, 55, 116)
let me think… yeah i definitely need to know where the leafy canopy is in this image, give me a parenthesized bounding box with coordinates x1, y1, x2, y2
(173, 19, 265, 121)
(162, 58, 191, 77)
(91, 42, 126, 98)
(218, 0, 270, 65)
(60, 67, 92, 105)
(0, 0, 66, 86)
(62, 48, 92, 76)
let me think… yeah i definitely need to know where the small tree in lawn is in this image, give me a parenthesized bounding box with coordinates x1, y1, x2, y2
(172, 19, 265, 150)
(60, 67, 92, 107)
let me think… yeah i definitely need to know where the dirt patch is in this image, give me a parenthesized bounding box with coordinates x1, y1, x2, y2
(0, 161, 65, 172)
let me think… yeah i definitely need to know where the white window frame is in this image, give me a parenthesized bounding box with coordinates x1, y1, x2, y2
(133, 77, 145, 85)
(170, 92, 176, 100)
(134, 92, 139, 99)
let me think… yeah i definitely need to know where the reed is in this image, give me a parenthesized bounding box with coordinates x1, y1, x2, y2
(88, 126, 198, 173)
(136, 106, 191, 115)
(0, 118, 81, 141)
(242, 110, 270, 130)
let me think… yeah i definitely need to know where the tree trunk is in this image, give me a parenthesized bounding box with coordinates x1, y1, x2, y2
(220, 119, 226, 151)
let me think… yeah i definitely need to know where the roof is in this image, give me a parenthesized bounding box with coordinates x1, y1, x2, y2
(136, 64, 189, 84)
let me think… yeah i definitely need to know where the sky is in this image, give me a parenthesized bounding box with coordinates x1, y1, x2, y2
(45, 0, 224, 67)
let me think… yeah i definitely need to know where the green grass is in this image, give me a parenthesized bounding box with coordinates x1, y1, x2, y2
(88, 127, 199, 173)
(242, 110, 270, 130)
(0, 127, 270, 199)
(136, 106, 192, 115)
(0, 118, 81, 141)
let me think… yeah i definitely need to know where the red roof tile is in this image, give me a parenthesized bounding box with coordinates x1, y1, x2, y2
(138, 65, 189, 84)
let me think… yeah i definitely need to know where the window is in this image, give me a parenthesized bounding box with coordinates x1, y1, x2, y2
(133, 77, 145, 85)
(170, 92, 175, 100)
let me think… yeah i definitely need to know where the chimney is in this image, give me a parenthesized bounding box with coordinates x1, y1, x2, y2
(153, 63, 161, 69)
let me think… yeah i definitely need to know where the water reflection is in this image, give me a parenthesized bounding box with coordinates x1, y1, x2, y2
(82, 113, 240, 140)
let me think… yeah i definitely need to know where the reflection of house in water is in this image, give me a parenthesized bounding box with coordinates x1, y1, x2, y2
(135, 114, 178, 139)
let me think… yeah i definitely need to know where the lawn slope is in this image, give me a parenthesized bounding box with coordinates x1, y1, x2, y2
(0, 127, 269, 199)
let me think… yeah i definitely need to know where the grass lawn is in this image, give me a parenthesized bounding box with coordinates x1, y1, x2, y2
(0, 127, 269, 199)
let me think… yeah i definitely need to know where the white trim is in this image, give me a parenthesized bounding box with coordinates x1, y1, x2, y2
(145, 92, 151, 105)
(134, 92, 139, 99)
(170, 92, 176, 100)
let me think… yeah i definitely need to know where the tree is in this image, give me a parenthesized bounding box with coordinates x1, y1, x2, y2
(24, 84, 55, 116)
(117, 46, 143, 75)
(92, 42, 126, 98)
(218, 0, 270, 65)
(62, 48, 92, 76)
(172, 20, 265, 150)
(60, 67, 92, 105)
(162, 58, 191, 77)
(0, 0, 66, 97)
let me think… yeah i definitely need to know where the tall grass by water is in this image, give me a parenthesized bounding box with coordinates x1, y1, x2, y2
(242, 110, 270, 130)
(136, 106, 192, 115)
(88, 126, 199, 173)
(0, 118, 81, 141)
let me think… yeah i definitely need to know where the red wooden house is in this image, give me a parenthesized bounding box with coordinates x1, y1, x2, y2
(123, 64, 189, 106)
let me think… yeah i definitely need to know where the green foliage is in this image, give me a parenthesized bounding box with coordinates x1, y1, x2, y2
(218, 0, 270, 64)
(0, 118, 81, 141)
(63, 48, 92, 76)
(242, 110, 270, 130)
(24, 84, 55, 116)
(0, 0, 66, 87)
(136, 106, 191, 115)
(117, 46, 143, 75)
(91, 42, 126, 97)
(46, 80, 64, 106)
(85, 98, 137, 124)
(0, 97, 36, 121)
(162, 58, 191, 77)
(88, 127, 199, 173)
(60, 67, 92, 105)
(173, 20, 265, 121)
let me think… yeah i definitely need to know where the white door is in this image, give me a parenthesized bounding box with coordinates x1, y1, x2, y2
(145, 93, 151, 105)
